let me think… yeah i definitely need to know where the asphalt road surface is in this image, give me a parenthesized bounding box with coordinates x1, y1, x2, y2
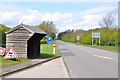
(56, 40, 118, 78)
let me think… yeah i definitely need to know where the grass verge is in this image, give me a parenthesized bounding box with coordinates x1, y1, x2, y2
(0, 57, 29, 68)
(0, 40, 60, 67)
(41, 40, 60, 58)
(88, 45, 118, 52)
(75, 42, 118, 52)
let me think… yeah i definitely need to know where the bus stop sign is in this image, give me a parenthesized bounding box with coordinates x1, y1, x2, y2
(46, 37, 52, 43)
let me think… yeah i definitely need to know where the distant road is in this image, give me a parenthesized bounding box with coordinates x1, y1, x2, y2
(57, 40, 118, 78)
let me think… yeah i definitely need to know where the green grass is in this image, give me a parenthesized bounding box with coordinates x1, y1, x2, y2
(88, 45, 118, 52)
(0, 56, 29, 67)
(40, 40, 60, 58)
(75, 43, 118, 52)
(0, 40, 60, 67)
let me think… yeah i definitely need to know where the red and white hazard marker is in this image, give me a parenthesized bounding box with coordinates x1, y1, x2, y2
(4, 48, 18, 59)
(53, 44, 56, 55)
(0, 48, 6, 55)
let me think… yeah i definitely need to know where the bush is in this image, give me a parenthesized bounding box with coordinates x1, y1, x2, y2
(58, 28, 119, 46)
(41, 38, 47, 44)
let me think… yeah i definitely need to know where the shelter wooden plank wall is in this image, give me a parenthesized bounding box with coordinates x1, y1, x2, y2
(6, 27, 33, 58)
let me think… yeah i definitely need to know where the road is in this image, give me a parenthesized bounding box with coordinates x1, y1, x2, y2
(56, 40, 118, 78)
(4, 57, 69, 78)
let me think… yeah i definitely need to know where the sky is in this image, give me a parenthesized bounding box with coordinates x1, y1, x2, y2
(0, 1, 118, 32)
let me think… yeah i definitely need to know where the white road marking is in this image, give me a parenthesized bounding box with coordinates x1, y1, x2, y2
(93, 54, 114, 60)
(61, 50, 69, 52)
(86, 51, 93, 54)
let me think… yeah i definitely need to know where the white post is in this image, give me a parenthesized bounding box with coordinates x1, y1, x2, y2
(99, 37, 100, 46)
(92, 33, 93, 46)
(92, 37, 94, 46)
(53, 44, 55, 55)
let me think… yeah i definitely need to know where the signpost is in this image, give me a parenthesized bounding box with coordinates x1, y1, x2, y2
(46, 37, 52, 43)
(77, 35, 80, 41)
(4, 48, 18, 59)
(92, 32, 100, 46)
(53, 44, 56, 55)
(0, 48, 5, 55)
(77, 35, 80, 43)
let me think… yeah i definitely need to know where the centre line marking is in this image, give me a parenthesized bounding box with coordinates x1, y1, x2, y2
(92, 54, 114, 60)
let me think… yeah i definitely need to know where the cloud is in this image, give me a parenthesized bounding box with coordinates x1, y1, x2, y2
(0, 11, 21, 25)
(0, 9, 73, 27)
(78, 5, 115, 16)
(57, 14, 102, 32)
(72, 14, 102, 30)
(40, 12, 73, 24)
(0, 3, 117, 32)
(19, 10, 42, 25)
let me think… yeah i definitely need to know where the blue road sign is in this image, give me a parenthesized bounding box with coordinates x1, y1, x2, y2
(46, 37, 52, 43)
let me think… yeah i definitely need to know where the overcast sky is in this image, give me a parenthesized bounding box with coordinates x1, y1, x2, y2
(0, 1, 118, 32)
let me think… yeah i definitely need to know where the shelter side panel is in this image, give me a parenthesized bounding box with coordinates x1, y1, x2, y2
(6, 28, 33, 58)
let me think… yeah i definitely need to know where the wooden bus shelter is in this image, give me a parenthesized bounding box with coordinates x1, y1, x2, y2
(5, 23, 46, 59)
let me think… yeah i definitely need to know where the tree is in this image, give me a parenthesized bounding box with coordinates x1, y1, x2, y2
(37, 21, 57, 39)
(0, 24, 11, 47)
(49, 32, 56, 40)
(58, 27, 118, 46)
(57, 29, 74, 40)
(99, 13, 116, 28)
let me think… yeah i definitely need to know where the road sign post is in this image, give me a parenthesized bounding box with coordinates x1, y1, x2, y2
(92, 32, 100, 46)
(99, 36, 100, 46)
(92, 37, 94, 46)
(77, 35, 80, 43)
(53, 44, 56, 55)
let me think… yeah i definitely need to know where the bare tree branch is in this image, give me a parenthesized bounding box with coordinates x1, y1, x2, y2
(99, 13, 116, 28)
